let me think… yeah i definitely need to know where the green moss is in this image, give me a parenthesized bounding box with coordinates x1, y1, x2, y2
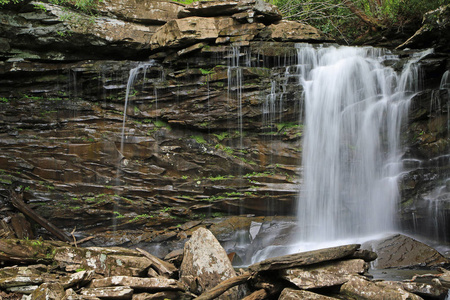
(212, 212, 226, 218)
(113, 211, 125, 219)
(191, 135, 207, 144)
(153, 120, 171, 130)
(213, 132, 229, 141)
(200, 68, 215, 75)
(208, 175, 234, 181)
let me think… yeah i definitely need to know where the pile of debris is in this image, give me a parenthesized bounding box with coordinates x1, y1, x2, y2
(0, 227, 448, 299)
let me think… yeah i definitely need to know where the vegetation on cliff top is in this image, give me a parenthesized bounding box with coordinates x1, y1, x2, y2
(0, 0, 445, 43)
(0, 0, 103, 13)
(267, 0, 447, 42)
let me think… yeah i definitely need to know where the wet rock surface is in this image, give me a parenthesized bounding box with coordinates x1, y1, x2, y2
(0, 0, 316, 249)
(362, 234, 449, 269)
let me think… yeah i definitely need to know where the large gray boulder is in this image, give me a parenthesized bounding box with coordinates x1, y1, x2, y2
(362, 234, 448, 269)
(179, 227, 238, 299)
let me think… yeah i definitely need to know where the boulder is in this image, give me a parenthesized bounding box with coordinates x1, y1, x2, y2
(280, 259, 368, 289)
(179, 227, 238, 299)
(362, 234, 449, 269)
(340, 276, 424, 300)
(279, 288, 339, 299)
(258, 20, 327, 42)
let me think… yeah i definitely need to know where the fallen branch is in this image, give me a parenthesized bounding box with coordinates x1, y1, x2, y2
(342, 0, 383, 29)
(195, 272, 253, 300)
(72, 235, 95, 245)
(241, 289, 268, 300)
(10, 190, 72, 243)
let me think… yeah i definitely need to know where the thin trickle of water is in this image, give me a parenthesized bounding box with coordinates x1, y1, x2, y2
(441, 70, 450, 131)
(295, 45, 428, 246)
(262, 80, 277, 130)
(120, 61, 154, 154)
(227, 46, 244, 147)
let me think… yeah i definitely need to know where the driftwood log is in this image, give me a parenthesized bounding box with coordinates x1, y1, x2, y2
(241, 289, 268, 300)
(195, 272, 253, 300)
(10, 190, 72, 243)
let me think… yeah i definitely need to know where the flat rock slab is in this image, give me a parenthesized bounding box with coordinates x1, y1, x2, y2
(89, 276, 183, 291)
(340, 276, 424, 300)
(132, 291, 193, 300)
(383, 280, 448, 299)
(362, 234, 449, 269)
(81, 286, 134, 299)
(280, 259, 367, 289)
(54, 247, 152, 276)
(279, 288, 340, 299)
(248, 244, 360, 272)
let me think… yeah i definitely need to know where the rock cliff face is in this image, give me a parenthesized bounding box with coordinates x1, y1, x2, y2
(0, 0, 448, 253)
(0, 0, 328, 248)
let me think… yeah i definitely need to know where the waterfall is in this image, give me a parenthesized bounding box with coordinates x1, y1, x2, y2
(295, 45, 427, 247)
(120, 61, 154, 154)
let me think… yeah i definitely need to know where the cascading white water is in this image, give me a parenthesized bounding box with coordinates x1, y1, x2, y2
(296, 44, 428, 246)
